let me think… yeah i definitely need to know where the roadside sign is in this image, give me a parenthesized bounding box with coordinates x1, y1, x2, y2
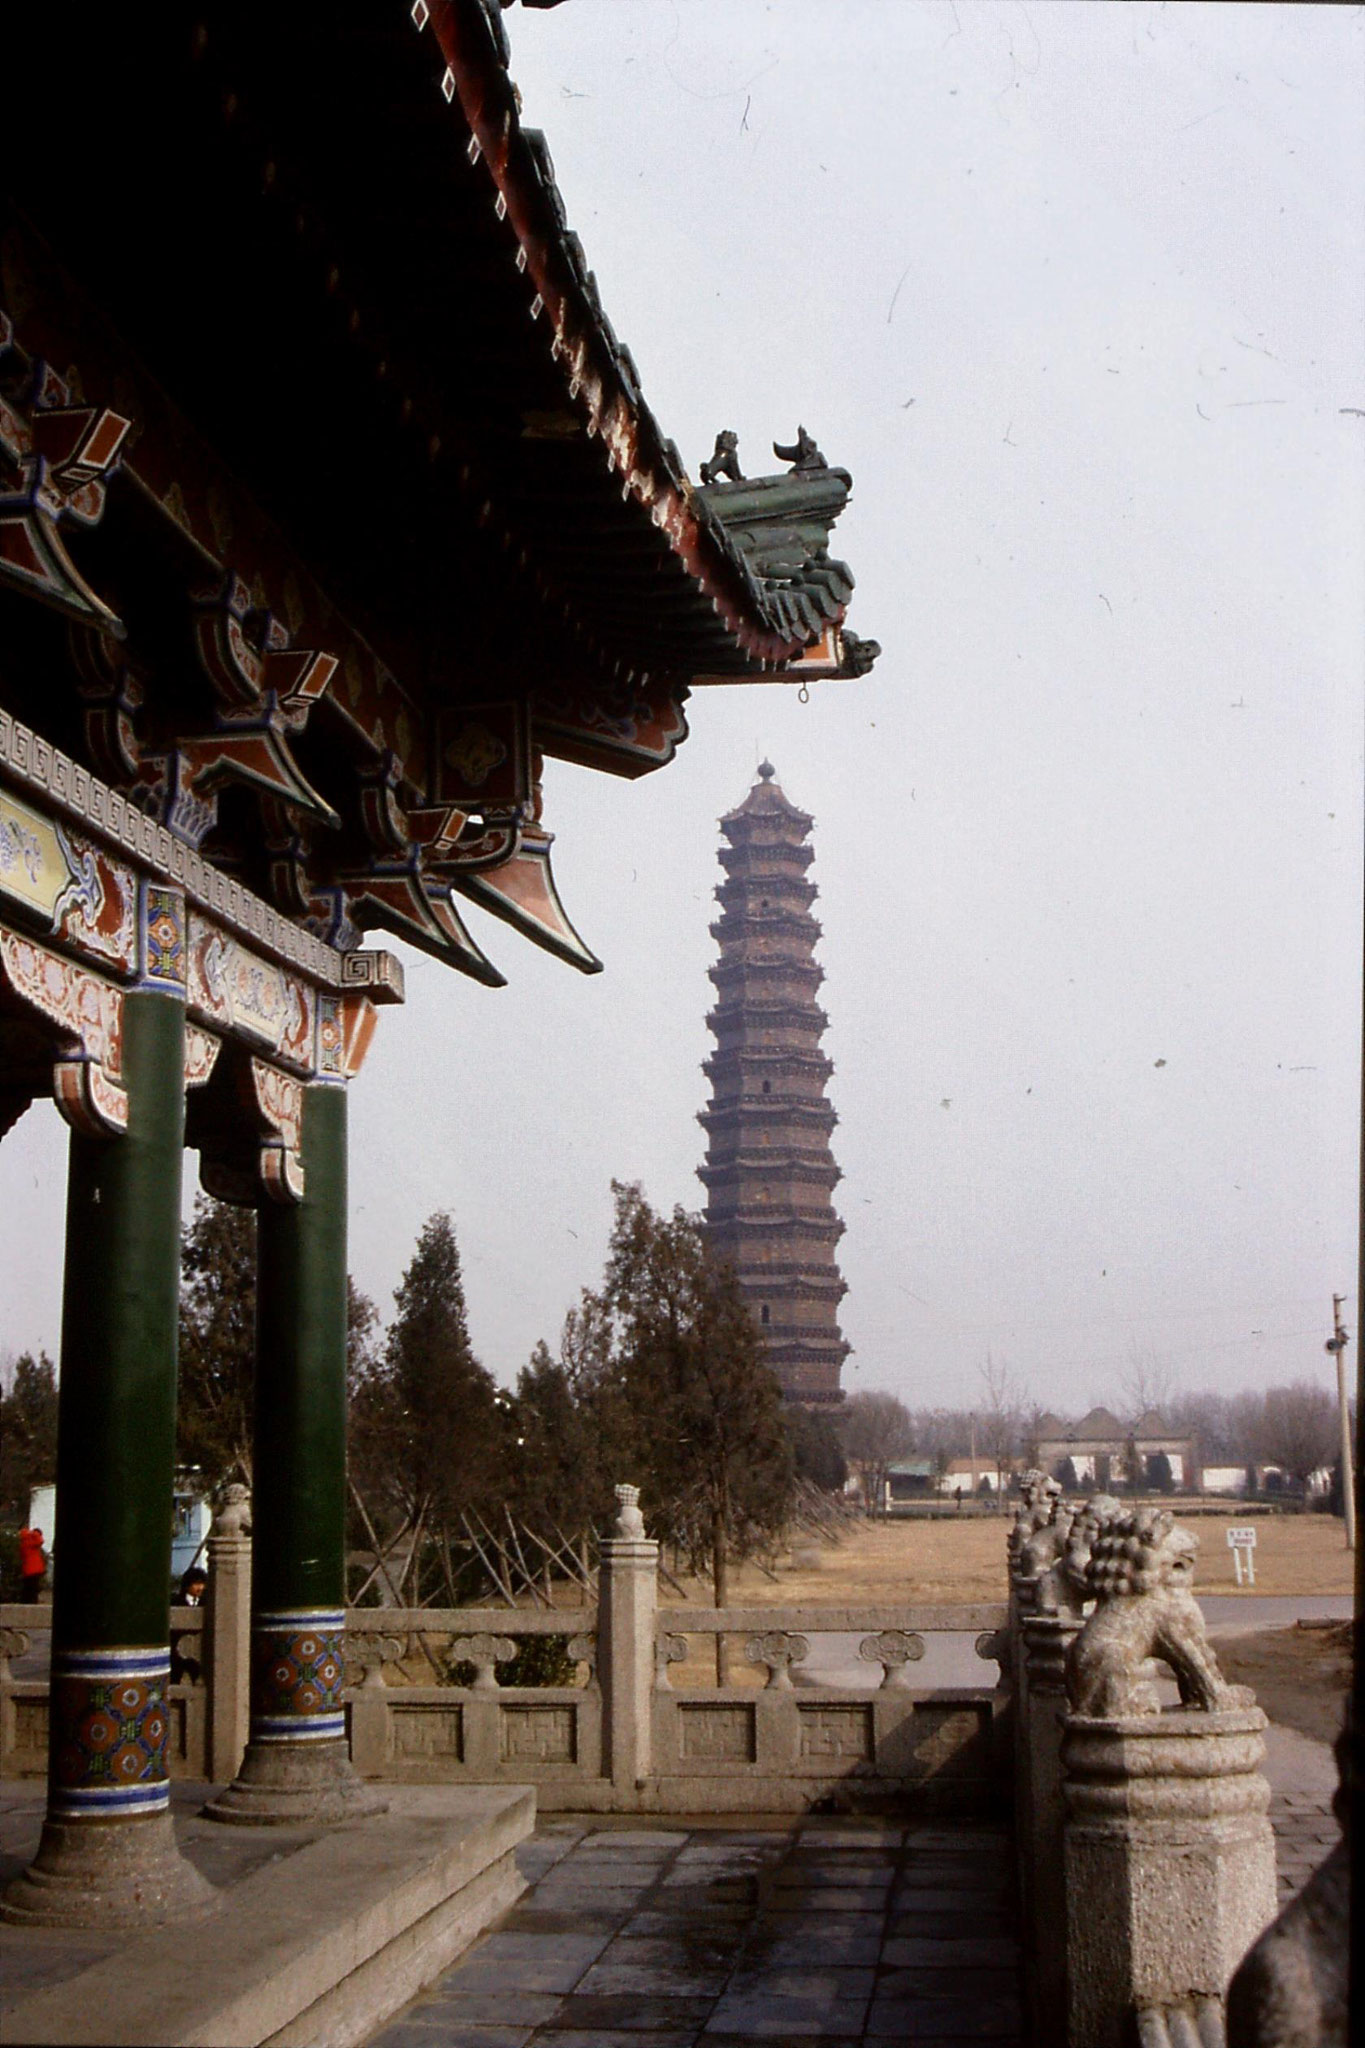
(1227, 1525, 1257, 1585)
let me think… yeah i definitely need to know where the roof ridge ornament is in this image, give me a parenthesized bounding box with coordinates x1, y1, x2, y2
(700, 429, 744, 486)
(773, 426, 828, 474)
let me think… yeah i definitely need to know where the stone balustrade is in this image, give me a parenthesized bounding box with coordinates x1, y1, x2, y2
(3, 1503, 1009, 1817)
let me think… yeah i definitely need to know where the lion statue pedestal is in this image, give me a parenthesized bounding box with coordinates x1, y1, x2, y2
(1057, 1507, 1278, 2048)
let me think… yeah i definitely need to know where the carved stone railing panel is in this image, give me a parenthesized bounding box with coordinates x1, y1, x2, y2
(654, 1633, 688, 1691)
(0, 1626, 32, 1685)
(858, 1629, 925, 1690)
(450, 1634, 517, 1691)
(744, 1630, 809, 1690)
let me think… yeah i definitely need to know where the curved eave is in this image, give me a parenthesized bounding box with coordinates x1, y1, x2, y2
(430, 0, 822, 675)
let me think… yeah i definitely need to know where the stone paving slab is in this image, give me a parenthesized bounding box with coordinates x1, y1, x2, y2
(365, 1817, 1025, 2048)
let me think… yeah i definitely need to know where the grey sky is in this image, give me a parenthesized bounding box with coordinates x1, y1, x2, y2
(2, 1, 1361, 1415)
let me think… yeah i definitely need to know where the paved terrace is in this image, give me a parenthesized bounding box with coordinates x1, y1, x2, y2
(369, 1814, 1024, 2047)
(367, 1780, 1343, 2048)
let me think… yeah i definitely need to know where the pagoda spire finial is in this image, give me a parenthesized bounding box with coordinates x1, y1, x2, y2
(757, 758, 775, 781)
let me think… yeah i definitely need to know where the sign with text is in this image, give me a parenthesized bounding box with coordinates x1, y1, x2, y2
(1227, 1525, 1257, 1584)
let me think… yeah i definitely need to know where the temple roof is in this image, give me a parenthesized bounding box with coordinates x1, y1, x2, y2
(1, 1, 877, 988)
(4, 2, 875, 700)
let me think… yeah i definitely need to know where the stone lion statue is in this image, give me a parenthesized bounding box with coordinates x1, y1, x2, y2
(1016, 1494, 1074, 1598)
(1033, 1490, 1123, 1615)
(1065, 1506, 1238, 1717)
(1009, 1469, 1060, 1563)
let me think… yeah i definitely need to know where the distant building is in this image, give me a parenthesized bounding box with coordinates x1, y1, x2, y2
(887, 1460, 935, 1500)
(1033, 1407, 1195, 1491)
(1202, 1462, 1332, 1500)
(934, 1457, 1008, 1497)
(1200, 1465, 1254, 1498)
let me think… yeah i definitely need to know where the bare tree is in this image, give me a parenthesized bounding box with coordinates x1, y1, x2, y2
(976, 1354, 1025, 1510)
(913, 1407, 974, 1487)
(839, 1391, 916, 1511)
(1253, 1382, 1339, 1491)
(1120, 1349, 1174, 1424)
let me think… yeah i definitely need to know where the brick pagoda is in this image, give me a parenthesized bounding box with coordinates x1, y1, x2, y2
(698, 764, 849, 1404)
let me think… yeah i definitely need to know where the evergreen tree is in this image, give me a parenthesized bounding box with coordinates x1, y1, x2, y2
(786, 1405, 848, 1493)
(177, 1196, 257, 1489)
(352, 1212, 500, 1548)
(0, 1350, 59, 1524)
(506, 1338, 610, 1536)
(590, 1180, 793, 1611)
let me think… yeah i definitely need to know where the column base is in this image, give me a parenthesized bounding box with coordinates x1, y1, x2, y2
(204, 1736, 388, 1826)
(0, 1810, 219, 1929)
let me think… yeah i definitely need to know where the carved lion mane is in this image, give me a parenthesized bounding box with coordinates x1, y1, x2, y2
(1065, 1507, 1238, 1718)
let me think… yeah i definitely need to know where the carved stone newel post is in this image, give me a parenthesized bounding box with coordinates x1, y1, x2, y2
(1060, 1507, 1278, 2048)
(597, 1484, 657, 1805)
(205, 1486, 252, 1786)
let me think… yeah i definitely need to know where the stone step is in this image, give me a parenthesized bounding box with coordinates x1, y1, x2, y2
(0, 1784, 533, 2048)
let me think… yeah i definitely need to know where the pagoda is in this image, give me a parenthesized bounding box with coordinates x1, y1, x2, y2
(698, 764, 849, 1404)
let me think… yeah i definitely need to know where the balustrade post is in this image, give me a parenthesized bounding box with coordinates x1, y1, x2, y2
(597, 1485, 657, 1805)
(1059, 1506, 1278, 2048)
(204, 1485, 252, 1785)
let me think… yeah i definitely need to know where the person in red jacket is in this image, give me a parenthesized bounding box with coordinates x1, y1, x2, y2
(18, 1525, 47, 1602)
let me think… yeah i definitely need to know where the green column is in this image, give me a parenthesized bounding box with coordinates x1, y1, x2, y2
(254, 1082, 349, 1621)
(207, 1081, 382, 1823)
(2, 976, 214, 1925)
(54, 990, 186, 1657)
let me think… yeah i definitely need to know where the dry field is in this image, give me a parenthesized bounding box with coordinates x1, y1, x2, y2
(665, 1506, 1354, 1609)
(376, 1507, 1351, 1692)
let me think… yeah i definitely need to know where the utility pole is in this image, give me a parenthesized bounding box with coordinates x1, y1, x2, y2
(1326, 1295, 1355, 1551)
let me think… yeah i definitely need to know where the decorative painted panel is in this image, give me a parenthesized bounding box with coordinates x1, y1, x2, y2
(188, 920, 314, 1071)
(797, 1704, 874, 1762)
(500, 1705, 576, 1764)
(0, 926, 127, 1133)
(1, 711, 387, 993)
(436, 701, 533, 808)
(140, 883, 186, 991)
(0, 789, 137, 974)
(251, 1058, 306, 1203)
(534, 678, 689, 779)
(678, 1704, 756, 1763)
(49, 1648, 172, 1818)
(183, 1024, 222, 1089)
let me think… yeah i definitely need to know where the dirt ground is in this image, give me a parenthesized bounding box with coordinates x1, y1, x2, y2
(664, 1506, 1354, 1608)
(1214, 1623, 1352, 1746)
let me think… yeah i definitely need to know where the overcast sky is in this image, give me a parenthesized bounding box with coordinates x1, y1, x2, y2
(2, 1, 1361, 1416)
